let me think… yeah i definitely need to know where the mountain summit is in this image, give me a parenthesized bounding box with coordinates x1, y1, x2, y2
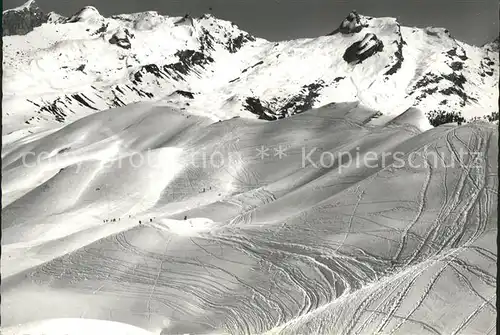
(2, 5, 498, 134)
(2, 0, 48, 36)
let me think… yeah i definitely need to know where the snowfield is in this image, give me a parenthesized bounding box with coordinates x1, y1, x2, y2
(1, 2, 498, 335)
(1, 318, 157, 335)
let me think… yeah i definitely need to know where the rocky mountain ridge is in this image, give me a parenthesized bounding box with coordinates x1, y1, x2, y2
(2, 3, 498, 135)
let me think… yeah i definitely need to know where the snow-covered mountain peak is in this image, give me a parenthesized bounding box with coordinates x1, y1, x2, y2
(2, 5, 498, 135)
(2, 0, 39, 13)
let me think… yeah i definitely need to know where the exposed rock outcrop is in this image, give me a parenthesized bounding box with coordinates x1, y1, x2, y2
(343, 33, 384, 64)
(427, 109, 466, 126)
(132, 50, 214, 83)
(244, 97, 277, 120)
(109, 28, 134, 49)
(383, 23, 405, 76)
(277, 81, 325, 117)
(424, 27, 453, 39)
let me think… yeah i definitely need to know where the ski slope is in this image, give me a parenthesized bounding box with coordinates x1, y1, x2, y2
(2, 101, 497, 334)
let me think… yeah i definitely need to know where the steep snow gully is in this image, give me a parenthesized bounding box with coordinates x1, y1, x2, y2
(1, 3, 499, 335)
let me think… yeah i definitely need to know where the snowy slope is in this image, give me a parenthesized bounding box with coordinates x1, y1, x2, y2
(2, 0, 48, 36)
(2, 101, 497, 334)
(2, 5, 498, 136)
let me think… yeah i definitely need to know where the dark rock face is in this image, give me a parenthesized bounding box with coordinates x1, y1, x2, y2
(329, 11, 367, 35)
(171, 50, 214, 76)
(174, 90, 195, 99)
(196, 16, 255, 54)
(244, 80, 330, 120)
(441, 72, 466, 89)
(38, 97, 68, 123)
(438, 73, 475, 107)
(243, 98, 277, 121)
(109, 29, 134, 49)
(411, 70, 477, 107)
(277, 81, 325, 116)
(439, 86, 476, 106)
(46, 12, 66, 24)
(343, 33, 384, 64)
(412, 73, 442, 91)
(71, 93, 98, 110)
(92, 23, 109, 36)
(479, 56, 496, 77)
(384, 24, 405, 76)
(226, 33, 256, 53)
(28, 83, 160, 123)
(485, 112, 499, 122)
(484, 36, 499, 52)
(2, 1, 48, 36)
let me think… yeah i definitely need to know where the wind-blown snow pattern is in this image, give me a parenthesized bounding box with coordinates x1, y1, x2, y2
(1, 4, 498, 335)
(2, 100, 497, 334)
(2, 0, 48, 36)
